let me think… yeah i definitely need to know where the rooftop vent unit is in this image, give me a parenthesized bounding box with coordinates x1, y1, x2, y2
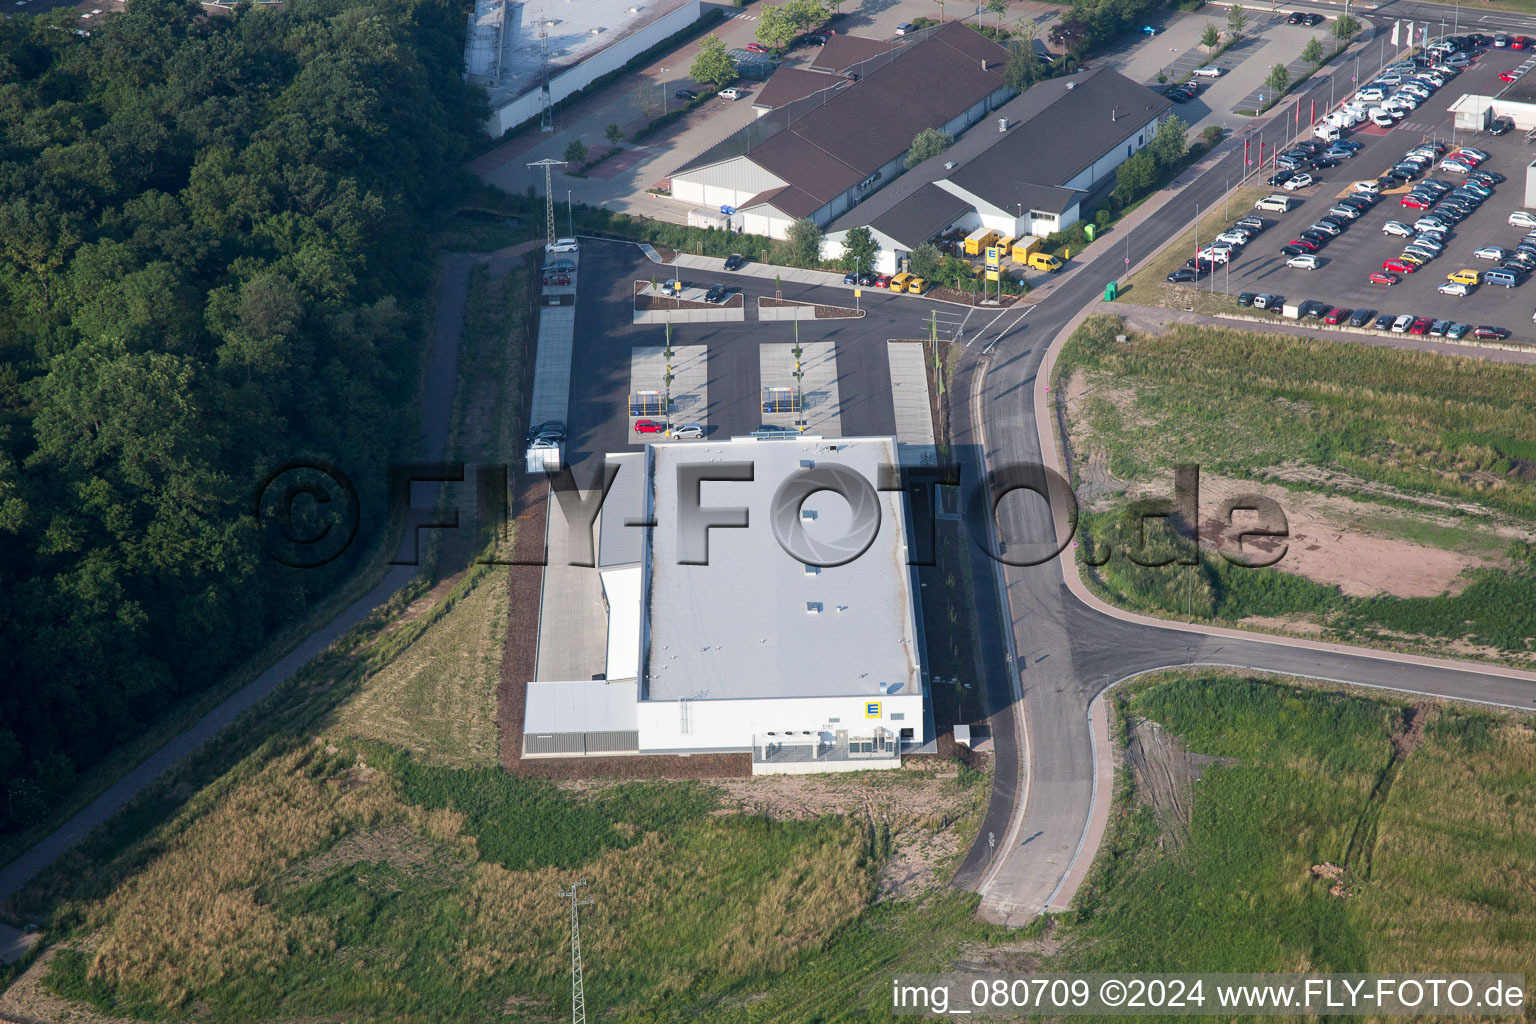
(806, 601, 823, 614)
(878, 681, 890, 695)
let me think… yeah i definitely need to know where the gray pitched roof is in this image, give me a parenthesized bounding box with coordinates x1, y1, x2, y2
(868, 183, 975, 249)
(944, 69, 1173, 210)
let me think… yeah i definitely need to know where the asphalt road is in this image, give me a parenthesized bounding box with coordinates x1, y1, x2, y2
(945, 40, 1536, 921)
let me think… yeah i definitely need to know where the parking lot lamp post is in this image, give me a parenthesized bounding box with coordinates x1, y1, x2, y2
(793, 320, 805, 432)
(567, 190, 574, 236)
(664, 318, 675, 435)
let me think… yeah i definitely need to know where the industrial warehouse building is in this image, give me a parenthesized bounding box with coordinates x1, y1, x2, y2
(667, 22, 1015, 239)
(522, 436, 928, 774)
(822, 68, 1173, 274)
(471, 0, 704, 137)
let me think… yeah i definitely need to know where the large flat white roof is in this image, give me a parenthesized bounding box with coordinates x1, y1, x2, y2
(642, 436, 921, 702)
(473, 0, 695, 102)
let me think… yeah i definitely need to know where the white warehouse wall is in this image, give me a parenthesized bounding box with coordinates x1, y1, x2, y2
(636, 692, 926, 753)
(486, 0, 704, 137)
(1064, 112, 1164, 193)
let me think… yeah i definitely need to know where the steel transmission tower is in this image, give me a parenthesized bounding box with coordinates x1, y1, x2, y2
(559, 880, 594, 1024)
(526, 159, 566, 250)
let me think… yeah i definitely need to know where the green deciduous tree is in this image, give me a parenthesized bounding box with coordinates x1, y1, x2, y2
(1149, 113, 1188, 169)
(1334, 14, 1360, 39)
(840, 226, 879, 273)
(905, 127, 954, 169)
(690, 35, 737, 88)
(907, 243, 943, 280)
(604, 123, 625, 145)
(1112, 150, 1157, 203)
(1225, 5, 1247, 43)
(1006, 37, 1040, 90)
(987, 0, 1010, 31)
(563, 138, 589, 165)
(786, 218, 824, 267)
(1267, 63, 1290, 94)
(1302, 37, 1324, 66)
(1201, 22, 1220, 54)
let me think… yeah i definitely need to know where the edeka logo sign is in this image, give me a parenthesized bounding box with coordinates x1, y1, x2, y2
(252, 460, 1288, 571)
(865, 702, 881, 718)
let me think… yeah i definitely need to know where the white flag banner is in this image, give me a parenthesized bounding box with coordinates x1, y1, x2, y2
(1405, 21, 1414, 47)
(1392, 19, 1400, 45)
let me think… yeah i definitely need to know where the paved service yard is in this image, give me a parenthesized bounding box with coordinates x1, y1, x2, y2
(1172, 46, 1536, 340)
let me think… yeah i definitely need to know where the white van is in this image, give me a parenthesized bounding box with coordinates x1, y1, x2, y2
(546, 237, 579, 253)
(1255, 194, 1293, 213)
(1312, 122, 1341, 142)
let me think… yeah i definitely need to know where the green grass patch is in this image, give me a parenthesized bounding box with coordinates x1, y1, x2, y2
(1060, 316, 1536, 657)
(1058, 672, 1536, 999)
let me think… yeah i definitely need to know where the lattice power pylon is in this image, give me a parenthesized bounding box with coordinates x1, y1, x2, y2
(526, 158, 566, 250)
(559, 880, 594, 1024)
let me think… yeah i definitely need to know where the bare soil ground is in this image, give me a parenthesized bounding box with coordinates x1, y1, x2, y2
(1061, 369, 1523, 600)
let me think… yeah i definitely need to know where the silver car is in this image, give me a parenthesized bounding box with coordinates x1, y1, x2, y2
(672, 423, 705, 440)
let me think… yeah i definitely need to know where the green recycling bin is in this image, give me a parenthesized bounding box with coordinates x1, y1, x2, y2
(1084, 223, 1097, 242)
(1104, 281, 1118, 301)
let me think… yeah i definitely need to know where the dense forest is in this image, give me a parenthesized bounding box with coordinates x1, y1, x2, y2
(0, 0, 482, 834)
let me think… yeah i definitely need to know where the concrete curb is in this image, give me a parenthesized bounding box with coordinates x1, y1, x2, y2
(632, 308, 744, 324)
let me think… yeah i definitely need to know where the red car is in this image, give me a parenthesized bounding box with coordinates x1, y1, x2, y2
(1408, 317, 1431, 334)
(543, 273, 570, 286)
(745, 42, 768, 53)
(1369, 271, 1401, 285)
(1453, 150, 1484, 166)
(1323, 307, 1351, 324)
(1473, 325, 1510, 339)
(1382, 259, 1417, 274)
(1400, 195, 1431, 210)
(1499, 71, 1518, 83)
(1287, 238, 1320, 251)
(634, 419, 666, 434)
(873, 274, 892, 288)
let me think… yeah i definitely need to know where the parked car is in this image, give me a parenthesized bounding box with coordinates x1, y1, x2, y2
(1323, 307, 1351, 325)
(1382, 221, 1413, 237)
(672, 423, 705, 439)
(704, 283, 729, 303)
(1439, 282, 1472, 296)
(1348, 309, 1377, 327)
(1369, 271, 1401, 286)
(1267, 170, 1296, 187)
(1287, 254, 1322, 270)
(1490, 116, 1515, 135)
(634, 419, 666, 434)
(1474, 246, 1509, 261)
(675, 88, 698, 100)
(1373, 313, 1397, 329)
(1473, 325, 1510, 339)
(1430, 319, 1451, 336)
(1510, 211, 1536, 229)
(1391, 314, 1414, 333)
(1167, 267, 1205, 283)
(724, 252, 747, 271)
(718, 87, 743, 100)
(894, 21, 915, 33)
(1400, 195, 1431, 210)
(1447, 322, 1471, 338)
(1192, 65, 1222, 77)
(1409, 317, 1431, 335)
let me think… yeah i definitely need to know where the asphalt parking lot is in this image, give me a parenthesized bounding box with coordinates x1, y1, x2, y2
(564, 239, 975, 473)
(1179, 46, 1536, 338)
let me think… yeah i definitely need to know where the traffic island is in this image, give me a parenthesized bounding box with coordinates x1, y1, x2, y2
(757, 296, 865, 320)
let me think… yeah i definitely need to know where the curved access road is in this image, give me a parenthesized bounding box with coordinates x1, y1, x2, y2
(945, 49, 1536, 924)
